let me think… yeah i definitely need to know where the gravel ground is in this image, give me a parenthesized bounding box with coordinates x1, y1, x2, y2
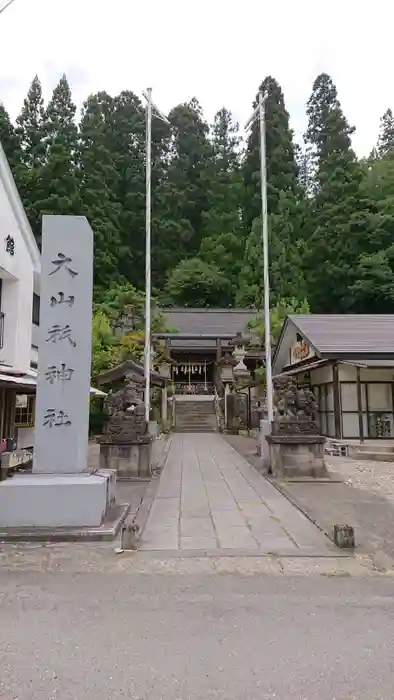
(226, 432, 394, 502)
(326, 456, 394, 501)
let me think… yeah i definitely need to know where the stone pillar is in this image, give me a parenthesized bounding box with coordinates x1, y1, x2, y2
(161, 384, 168, 425)
(224, 383, 230, 429)
(33, 216, 93, 474)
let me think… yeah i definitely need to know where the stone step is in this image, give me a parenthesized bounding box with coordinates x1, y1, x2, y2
(354, 443, 394, 453)
(175, 402, 215, 413)
(175, 411, 216, 418)
(350, 450, 394, 462)
(177, 422, 215, 426)
(177, 418, 216, 424)
(173, 427, 216, 433)
(175, 416, 216, 425)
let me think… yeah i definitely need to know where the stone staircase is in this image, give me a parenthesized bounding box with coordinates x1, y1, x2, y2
(174, 398, 217, 433)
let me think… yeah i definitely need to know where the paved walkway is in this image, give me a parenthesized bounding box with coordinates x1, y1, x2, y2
(140, 434, 333, 554)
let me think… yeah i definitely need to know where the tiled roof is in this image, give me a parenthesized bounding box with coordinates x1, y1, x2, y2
(289, 315, 394, 355)
(163, 308, 260, 338)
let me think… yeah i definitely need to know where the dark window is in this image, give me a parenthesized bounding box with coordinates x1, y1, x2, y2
(32, 293, 40, 325)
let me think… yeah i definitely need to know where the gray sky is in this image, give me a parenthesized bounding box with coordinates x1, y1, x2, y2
(0, 0, 391, 155)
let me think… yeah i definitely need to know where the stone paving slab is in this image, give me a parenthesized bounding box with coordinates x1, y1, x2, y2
(139, 433, 334, 555)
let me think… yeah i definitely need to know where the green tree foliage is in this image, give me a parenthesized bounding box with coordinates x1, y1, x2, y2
(377, 108, 394, 157)
(4, 71, 394, 316)
(303, 73, 370, 312)
(78, 92, 124, 294)
(351, 150, 394, 311)
(16, 75, 45, 168)
(248, 297, 311, 345)
(37, 74, 80, 217)
(248, 298, 310, 386)
(107, 91, 146, 286)
(240, 77, 303, 309)
(164, 257, 233, 308)
(0, 103, 21, 171)
(243, 76, 299, 232)
(153, 99, 213, 284)
(91, 283, 171, 377)
(199, 107, 244, 301)
(15, 75, 46, 241)
(236, 193, 306, 308)
(91, 310, 119, 377)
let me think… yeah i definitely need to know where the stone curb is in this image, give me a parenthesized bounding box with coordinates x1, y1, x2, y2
(224, 435, 342, 550)
(135, 547, 352, 560)
(266, 477, 343, 548)
(0, 503, 130, 543)
(133, 434, 172, 537)
(0, 436, 172, 545)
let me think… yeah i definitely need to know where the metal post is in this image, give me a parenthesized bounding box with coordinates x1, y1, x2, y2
(144, 87, 152, 424)
(259, 91, 274, 425)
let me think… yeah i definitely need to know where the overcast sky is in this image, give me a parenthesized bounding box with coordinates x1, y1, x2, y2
(0, 0, 391, 156)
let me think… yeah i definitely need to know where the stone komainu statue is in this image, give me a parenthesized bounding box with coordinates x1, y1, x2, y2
(273, 376, 317, 420)
(103, 381, 147, 442)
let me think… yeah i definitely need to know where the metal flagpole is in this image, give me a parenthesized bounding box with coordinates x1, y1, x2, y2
(144, 87, 152, 424)
(142, 88, 170, 424)
(0, 0, 17, 15)
(258, 91, 274, 424)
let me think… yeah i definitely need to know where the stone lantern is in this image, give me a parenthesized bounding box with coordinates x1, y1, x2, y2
(157, 360, 171, 380)
(218, 354, 236, 384)
(153, 350, 177, 426)
(231, 331, 251, 378)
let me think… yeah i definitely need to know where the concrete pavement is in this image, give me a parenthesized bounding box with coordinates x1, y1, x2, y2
(140, 433, 333, 555)
(1, 568, 394, 699)
(1, 436, 392, 699)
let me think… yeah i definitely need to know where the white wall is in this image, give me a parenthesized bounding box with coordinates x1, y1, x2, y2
(0, 186, 34, 371)
(17, 426, 34, 449)
(273, 319, 318, 374)
(339, 363, 394, 438)
(310, 365, 333, 384)
(0, 148, 39, 373)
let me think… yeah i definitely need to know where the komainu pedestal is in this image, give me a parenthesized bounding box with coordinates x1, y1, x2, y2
(267, 376, 327, 479)
(97, 383, 153, 480)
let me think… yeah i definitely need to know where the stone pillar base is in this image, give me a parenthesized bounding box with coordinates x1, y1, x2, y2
(266, 434, 327, 479)
(98, 437, 153, 479)
(0, 471, 116, 528)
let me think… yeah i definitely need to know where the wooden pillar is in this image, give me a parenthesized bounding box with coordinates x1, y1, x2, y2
(3, 389, 10, 437)
(356, 366, 364, 442)
(332, 362, 342, 439)
(0, 386, 5, 441)
(216, 339, 222, 361)
(10, 389, 16, 440)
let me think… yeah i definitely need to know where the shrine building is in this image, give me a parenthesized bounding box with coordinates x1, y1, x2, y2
(153, 308, 263, 395)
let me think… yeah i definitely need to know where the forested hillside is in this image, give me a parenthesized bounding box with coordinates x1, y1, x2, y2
(1, 72, 394, 313)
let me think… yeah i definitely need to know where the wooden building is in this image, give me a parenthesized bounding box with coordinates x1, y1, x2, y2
(273, 314, 394, 440)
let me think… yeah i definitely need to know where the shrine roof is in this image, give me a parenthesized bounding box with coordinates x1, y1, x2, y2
(161, 308, 260, 345)
(286, 314, 394, 357)
(95, 358, 165, 387)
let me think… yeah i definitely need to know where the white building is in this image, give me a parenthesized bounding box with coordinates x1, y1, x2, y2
(0, 144, 105, 456)
(0, 143, 40, 450)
